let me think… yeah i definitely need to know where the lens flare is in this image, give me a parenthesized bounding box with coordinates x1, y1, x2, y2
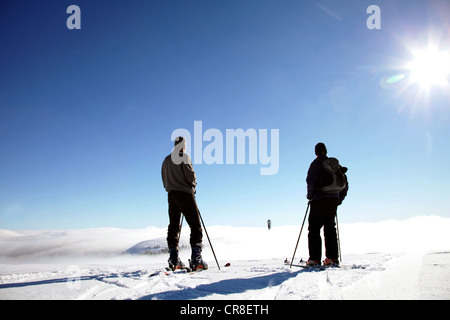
(386, 74, 405, 84)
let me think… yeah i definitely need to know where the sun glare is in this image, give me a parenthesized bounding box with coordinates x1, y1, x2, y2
(407, 46, 450, 90)
(383, 41, 450, 114)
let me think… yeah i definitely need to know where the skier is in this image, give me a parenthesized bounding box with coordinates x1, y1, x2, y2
(305, 143, 348, 267)
(161, 137, 208, 271)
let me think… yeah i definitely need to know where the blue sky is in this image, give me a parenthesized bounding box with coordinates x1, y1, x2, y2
(1, 0, 449, 230)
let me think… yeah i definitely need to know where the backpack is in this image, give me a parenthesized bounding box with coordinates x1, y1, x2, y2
(320, 157, 348, 194)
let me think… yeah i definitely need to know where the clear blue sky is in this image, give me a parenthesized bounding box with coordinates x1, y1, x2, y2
(1, 0, 449, 230)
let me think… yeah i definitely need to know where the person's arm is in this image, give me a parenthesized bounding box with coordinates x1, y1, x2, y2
(306, 160, 320, 200)
(161, 158, 167, 190)
(182, 156, 197, 189)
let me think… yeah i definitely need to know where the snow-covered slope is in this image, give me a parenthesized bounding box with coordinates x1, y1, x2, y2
(123, 238, 169, 255)
(1, 216, 449, 300)
(0, 252, 448, 300)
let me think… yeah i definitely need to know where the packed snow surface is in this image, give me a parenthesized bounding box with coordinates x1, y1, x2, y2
(1, 216, 449, 300)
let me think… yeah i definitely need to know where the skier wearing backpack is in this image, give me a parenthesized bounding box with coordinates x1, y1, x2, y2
(161, 136, 208, 271)
(305, 143, 348, 267)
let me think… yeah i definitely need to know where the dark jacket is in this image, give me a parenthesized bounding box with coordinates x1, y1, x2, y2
(306, 155, 348, 203)
(161, 151, 197, 194)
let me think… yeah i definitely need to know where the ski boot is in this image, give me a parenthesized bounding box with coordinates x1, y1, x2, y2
(323, 258, 339, 267)
(305, 259, 321, 268)
(189, 243, 208, 271)
(167, 247, 186, 271)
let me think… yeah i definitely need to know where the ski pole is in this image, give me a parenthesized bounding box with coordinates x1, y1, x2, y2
(336, 212, 342, 262)
(197, 209, 221, 270)
(290, 201, 311, 268)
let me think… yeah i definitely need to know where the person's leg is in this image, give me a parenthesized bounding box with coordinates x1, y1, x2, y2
(175, 192, 203, 246)
(176, 192, 207, 270)
(184, 194, 203, 247)
(323, 198, 339, 262)
(308, 200, 325, 262)
(167, 191, 182, 263)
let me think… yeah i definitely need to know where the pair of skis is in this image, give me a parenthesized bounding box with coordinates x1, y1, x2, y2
(285, 259, 328, 270)
(165, 266, 194, 274)
(165, 259, 204, 274)
(285, 259, 366, 270)
(156, 262, 231, 276)
(148, 266, 198, 277)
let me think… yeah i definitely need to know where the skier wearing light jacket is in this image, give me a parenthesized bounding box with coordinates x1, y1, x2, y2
(161, 136, 208, 271)
(305, 142, 348, 267)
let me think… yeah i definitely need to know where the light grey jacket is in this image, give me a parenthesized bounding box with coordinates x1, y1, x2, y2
(161, 151, 197, 194)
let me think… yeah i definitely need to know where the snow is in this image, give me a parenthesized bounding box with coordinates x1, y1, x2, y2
(1, 215, 449, 300)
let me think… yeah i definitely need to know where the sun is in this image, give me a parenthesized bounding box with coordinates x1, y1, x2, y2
(406, 46, 450, 91)
(382, 41, 450, 115)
